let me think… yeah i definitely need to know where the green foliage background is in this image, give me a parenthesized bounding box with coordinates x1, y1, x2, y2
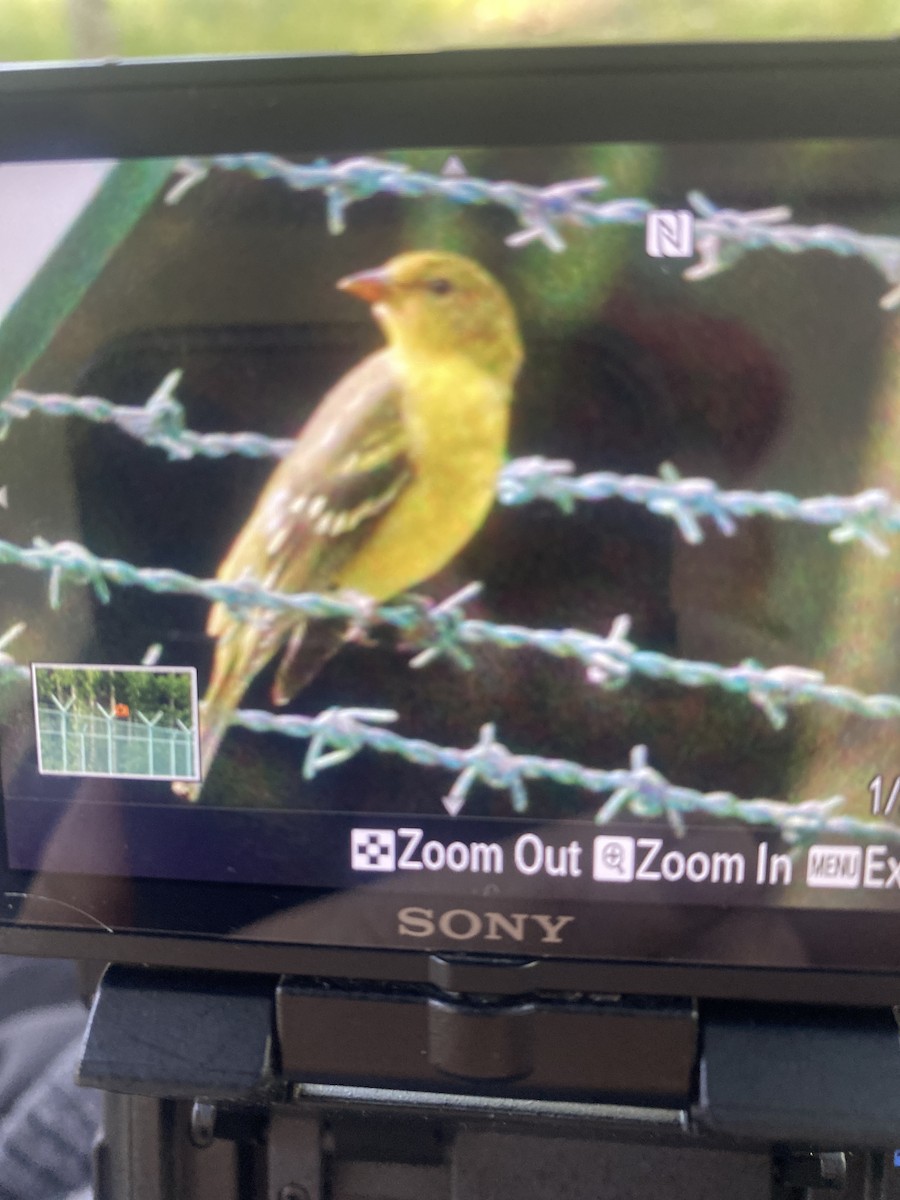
(0, 0, 897, 64)
(34, 666, 194, 725)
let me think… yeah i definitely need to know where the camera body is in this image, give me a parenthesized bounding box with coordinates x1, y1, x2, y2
(4, 53, 900, 1174)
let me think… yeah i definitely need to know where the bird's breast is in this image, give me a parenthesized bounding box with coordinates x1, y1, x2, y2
(336, 356, 512, 601)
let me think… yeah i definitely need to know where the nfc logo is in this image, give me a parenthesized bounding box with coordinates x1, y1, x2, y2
(646, 210, 695, 259)
(806, 845, 862, 889)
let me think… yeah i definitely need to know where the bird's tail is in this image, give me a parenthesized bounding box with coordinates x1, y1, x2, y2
(173, 617, 292, 802)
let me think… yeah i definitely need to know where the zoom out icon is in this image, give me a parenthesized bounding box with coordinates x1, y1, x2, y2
(351, 828, 396, 872)
(593, 835, 636, 883)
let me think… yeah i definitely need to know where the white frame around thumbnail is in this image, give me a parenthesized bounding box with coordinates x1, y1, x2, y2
(31, 663, 202, 783)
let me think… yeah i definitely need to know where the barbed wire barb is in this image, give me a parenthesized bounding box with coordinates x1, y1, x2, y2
(0, 624, 29, 692)
(301, 706, 398, 779)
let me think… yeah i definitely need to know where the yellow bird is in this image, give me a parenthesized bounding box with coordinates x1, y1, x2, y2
(175, 251, 524, 801)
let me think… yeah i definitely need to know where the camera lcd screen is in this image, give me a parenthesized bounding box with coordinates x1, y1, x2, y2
(2, 137, 900, 967)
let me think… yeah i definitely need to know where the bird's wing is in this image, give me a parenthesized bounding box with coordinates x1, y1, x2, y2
(209, 349, 413, 638)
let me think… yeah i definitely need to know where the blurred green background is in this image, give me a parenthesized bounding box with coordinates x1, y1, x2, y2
(1, 0, 898, 63)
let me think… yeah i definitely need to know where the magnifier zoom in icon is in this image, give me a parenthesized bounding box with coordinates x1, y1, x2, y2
(593, 835, 636, 882)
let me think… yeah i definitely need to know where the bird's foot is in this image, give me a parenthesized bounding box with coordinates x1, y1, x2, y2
(390, 591, 437, 650)
(172, 779, 201, 802)
(393, 587, 479, 671)
(344, 624, 380, 649)
(332, 588, 382, 647)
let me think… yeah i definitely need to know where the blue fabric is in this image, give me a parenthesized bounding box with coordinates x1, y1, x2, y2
(0, 957, 98, 1200)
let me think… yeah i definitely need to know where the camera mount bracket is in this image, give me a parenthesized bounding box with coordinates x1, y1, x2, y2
(78, 963, 900, 1199)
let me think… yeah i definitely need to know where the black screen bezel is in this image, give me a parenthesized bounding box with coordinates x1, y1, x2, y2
(4, 40, 900, 1004)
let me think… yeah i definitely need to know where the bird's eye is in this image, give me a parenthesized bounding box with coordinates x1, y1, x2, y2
(426, 277, 454, 296)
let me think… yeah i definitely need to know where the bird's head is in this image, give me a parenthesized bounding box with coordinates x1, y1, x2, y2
(338, 251, 524, 385)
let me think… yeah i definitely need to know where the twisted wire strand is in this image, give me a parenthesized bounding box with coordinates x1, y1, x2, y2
(3, 381, 899, 556)
(166, 155, 900, 307)
(1, 533, 899, 733)
(166, 153, 653, 252)
(0, 372, 296, 462)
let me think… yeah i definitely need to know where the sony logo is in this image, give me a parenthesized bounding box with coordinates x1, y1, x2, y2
(398, 906, 575, 945)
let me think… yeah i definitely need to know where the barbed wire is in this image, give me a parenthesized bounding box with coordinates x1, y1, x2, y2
(166, 153, 653, 253)
(166, 154, 900, 308)
(2, 530, 900, 734)
(0, 630, 884, 833)
(233, 706, 899, 841)
(4, 381, 900, 556)
(684, 191, 900, 310)
(0, 372, 295, 462)
(498, 458, 900, 555)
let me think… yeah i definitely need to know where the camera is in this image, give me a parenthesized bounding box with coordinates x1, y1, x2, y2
(3, 41, 900, 1198)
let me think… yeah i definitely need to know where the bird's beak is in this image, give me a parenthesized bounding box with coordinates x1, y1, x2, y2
(337, 266, 391, 304)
